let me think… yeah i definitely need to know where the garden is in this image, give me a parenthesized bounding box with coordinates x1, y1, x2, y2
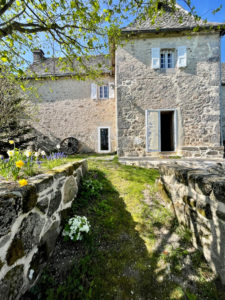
(18, 157, 225, 300)
(0, 140, 79, 186)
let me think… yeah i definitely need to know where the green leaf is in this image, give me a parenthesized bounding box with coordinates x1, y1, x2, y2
(1, 57, 7, 62)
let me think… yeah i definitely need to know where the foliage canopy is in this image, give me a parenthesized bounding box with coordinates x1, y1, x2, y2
(0, 0, 223, 76)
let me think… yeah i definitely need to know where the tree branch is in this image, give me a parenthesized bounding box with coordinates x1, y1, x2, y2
(0, 0, 16, 17)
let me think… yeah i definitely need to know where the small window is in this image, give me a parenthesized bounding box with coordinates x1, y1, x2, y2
(160, 50, 174, 69)
(98, 127, 110, 152)
(99, 85, 109, 99)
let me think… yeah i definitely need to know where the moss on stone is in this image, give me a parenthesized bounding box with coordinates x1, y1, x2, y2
(6, 238, 24, 266)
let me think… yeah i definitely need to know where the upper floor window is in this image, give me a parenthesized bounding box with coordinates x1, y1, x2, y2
(91, 82, 114, 100)
(99, 85, 109, 99)
(160, 50, 174, 69)
(152, 46, 187, 69)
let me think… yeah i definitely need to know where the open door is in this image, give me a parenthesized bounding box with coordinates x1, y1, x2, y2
(146, 109, 177, 152)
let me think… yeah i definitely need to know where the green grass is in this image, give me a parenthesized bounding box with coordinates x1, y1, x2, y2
(27, 159, 224, 300)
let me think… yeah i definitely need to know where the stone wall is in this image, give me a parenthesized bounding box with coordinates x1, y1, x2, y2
(116, 32, 223, 158)
(222, 84, 225, 143)
(0, 160, 87, 300)
(159, 162, 225, 283)
(30, 76, 116, 153)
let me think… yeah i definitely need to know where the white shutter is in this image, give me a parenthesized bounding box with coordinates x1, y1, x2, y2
(151, 48, 160, 69)
(108, 82, 115, 99)
(177, 46, 187, 68)
(146, 110, 160, 152)
(91, 83, 97, 99)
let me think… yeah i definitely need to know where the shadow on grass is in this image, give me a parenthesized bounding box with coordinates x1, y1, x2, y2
(23, 164, 225, 300)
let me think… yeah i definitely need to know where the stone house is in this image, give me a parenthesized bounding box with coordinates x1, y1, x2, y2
(29, 2, 225, 158)
(116, 3, 225, 159)
(29, 52, 116, 153)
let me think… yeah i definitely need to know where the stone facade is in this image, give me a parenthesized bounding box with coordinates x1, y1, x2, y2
(221, 83, 225, 142)
(0, 160, 87, 300)
(116, 32, 223, 158)
(27, 3, 225, 159)
(159, 162, 225, 284)
(30, 76, 116, 153)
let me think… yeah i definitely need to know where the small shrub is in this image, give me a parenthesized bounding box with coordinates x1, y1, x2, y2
(63, 215, 90, 241)
(80, 177, 103, 200)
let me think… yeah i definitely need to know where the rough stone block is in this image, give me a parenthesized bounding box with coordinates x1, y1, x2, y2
(63, 176, 78, 204)
(47, 190, 61, 216)
(13, 213, 45, 254)
(36, 196, 49, 214)
(0, 193, 22, 237)
(0, 265, 24, 300)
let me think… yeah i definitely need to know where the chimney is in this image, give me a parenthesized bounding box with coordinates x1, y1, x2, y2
(32, 49, 45, 63)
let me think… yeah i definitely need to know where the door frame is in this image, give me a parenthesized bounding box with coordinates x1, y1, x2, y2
(98, 126, 111, 153)
(145, 109, 177, 152)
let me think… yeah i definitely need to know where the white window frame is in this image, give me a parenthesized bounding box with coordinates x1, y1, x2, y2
(160, 50, 175, 69)
(145, 109, 177, 152)
(99, 85, 109, 99)
(98, 127, 111, 153)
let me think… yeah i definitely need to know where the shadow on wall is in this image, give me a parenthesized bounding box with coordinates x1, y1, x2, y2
(31, 128, 95, 154)
(0, 125, 94, 156)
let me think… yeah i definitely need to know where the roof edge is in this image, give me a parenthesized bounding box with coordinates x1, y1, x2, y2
(121, 24, 225, 35)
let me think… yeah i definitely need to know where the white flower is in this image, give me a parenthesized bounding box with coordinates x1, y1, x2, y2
(34, 152, 39, 157)
(7, 150, 14, 157)
(24, 150, 32, 157)
(41, 150, 46, 156)
(56, 144, 60, 149)
(63, 215, 90, 241)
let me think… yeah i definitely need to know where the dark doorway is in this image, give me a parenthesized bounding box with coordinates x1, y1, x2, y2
(160, 111, 174, 151)
(100, 128, 109, 151)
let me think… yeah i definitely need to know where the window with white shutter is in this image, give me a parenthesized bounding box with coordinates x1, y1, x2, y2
(177, 46, 187, 68)
(109, 82, 115, 99)
(152, 48, 160, 69)
(91, 83, 97, 99)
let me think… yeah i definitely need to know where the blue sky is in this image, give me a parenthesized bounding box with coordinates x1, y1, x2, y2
(178, 0, 225, 61)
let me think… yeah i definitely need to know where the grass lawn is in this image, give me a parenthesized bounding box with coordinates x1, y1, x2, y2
(25, 158, 225, 300)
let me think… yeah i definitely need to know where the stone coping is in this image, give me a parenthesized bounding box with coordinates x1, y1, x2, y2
(119, 157, 225, 170)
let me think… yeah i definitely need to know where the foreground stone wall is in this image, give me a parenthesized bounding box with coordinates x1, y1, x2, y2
(159, 163, 225, 283)
(116, 32, 223, 158)
(30, 76, 116, 153)
(222, 84, 225, 143)
(0, 160, 87, 300)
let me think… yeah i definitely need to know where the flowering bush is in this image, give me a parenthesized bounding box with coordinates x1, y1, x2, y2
(62, 215, 90, 241)
(0, 140, 67, 186)
(0, 143, 37, 181)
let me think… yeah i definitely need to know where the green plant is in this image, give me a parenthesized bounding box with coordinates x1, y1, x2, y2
(63, 215, 90, 241)
(80, 177, 103, 200)
(0, 144, 36, 181)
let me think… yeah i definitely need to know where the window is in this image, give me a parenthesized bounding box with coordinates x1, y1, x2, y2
(98, 127, 110, 152)
(151, 46, 187, 69)
(160, 50, 174, 69)
(91, 83, 114, 100)
(99, 85, 109, 99)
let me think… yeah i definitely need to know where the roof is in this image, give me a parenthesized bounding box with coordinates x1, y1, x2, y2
(28, 54, 112, 78)
(222, 63, 225, 85)
(122, 3, 225, 34)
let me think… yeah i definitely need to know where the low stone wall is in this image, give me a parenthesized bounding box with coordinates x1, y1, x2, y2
(0, 160, 87, 300)
(181, 146, 224, 159)
(159, 163, 225, 284)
